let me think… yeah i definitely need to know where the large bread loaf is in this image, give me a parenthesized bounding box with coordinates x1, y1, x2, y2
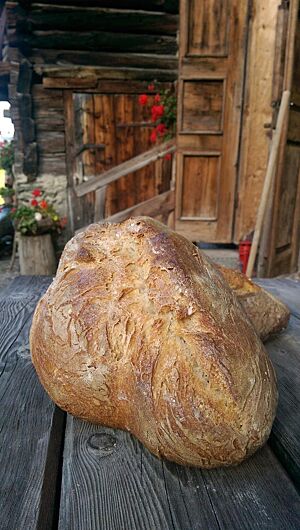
(30, 217, 277, 468)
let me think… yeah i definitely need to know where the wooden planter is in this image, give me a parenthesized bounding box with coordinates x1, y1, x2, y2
(19, 233, 57, 276)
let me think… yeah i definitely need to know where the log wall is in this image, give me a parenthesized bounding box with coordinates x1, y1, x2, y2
(3, 0, 179, 232)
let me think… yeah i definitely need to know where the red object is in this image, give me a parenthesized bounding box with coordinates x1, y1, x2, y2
(154, 94, 161, 103)
(138, 94, 148, 105)
(32, 188, 42, 197)
(148, 83, 155, 91)
(31, 199, 38, 207)
(239, 240, 251, 274)
(40, 200, 48, 209)
(150, 129, 157, 143)
(156, 123, 166, 135)
(164, 153, 172, 161)
(151, 104, 164, 122)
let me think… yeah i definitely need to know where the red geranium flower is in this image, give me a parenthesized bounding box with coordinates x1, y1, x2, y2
(151, 104, 164, 122)
(156, 123, 166, 136)
(164, 153, 172, 161)
(138, 94, 148, 106)
(148, 83, 155, 91)
(150, 130, 157, 143)
(32, 188, 42, 197)
(31, 199, 38, 207)
(40, 200, 48, 209)
(154, 94, 161, 103)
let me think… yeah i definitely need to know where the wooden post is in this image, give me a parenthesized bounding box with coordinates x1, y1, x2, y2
(19, 234, 57, 276)
(245, 90, 290, 278)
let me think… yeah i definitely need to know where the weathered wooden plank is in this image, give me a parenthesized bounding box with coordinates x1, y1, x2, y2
(107, 93, 135, 215)
(75, 140, 176, 197)
(30, 49, 178, 71)
(39, 153, 67, 175)
(233, 0, 279, 242)
(43, 76, 98, 89)
(94, 186, 107, 222)
(253, 279, 300, 489)
(41, 68, 177, 86)
(200, 446, 300, 528)
(60, 79, 172, 95)
(133, 93, 156, 206)
(24, 0, 179, 13)
(99, 190, 175, 226)
(265, 315, 300, 491)
(23, 30, 177, 55)
(0, 277, 66, 530)
(38, 130, 66, 154)
(58, 416, 300, 530)
(15, 6, 178, 36)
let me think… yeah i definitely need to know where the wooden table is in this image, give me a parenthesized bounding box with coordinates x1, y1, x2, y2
(1, 276, 300, 530)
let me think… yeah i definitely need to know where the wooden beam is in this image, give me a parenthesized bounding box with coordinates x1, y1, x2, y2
(76, 189, 175, 233)
(75, 140, 176, 197)
(23, 30, 177, 55)
(41, 67, 177, 86)
(43, 79, 172, 94)
(16, 6, 178, 36)
(246, 90, 290, 278)
(43, 76, 98, 89)
(27, 1, 179, 13)
(94, 186, 107, 222)
(101, 189, 175, 224)
(30, 49, 178, 71)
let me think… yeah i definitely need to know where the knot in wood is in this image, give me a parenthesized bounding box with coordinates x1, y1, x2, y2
(87, 432, 118, 457)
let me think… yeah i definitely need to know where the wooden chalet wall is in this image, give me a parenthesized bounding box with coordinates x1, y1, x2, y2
(2, 0, 179, 232)
(1, 0, 299, 275)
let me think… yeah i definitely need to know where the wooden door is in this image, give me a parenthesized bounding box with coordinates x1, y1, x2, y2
(175, 0, 250, 242)
(263, 0, 300, 276)
(68, 90, 172, 230)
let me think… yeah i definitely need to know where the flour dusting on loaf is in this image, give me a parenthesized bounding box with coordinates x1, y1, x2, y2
(30, 217, 277, 468)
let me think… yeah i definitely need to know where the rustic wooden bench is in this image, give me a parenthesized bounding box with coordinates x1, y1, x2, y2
(1, 276, 300, 530)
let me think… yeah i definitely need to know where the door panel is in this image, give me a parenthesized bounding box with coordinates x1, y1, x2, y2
(188, 0, 229, 57)
(176, 0, 249, 242)
(180, 153, 220, 219)
(181, 80, 225, 133)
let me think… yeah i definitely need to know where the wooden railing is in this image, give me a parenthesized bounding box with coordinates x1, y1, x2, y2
(75, 140, 176, 197)
(74, 139, 176, 229)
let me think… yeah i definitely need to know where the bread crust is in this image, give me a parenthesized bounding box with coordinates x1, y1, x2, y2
(30, 217, 277, 468)
(217, 265, 290, 341)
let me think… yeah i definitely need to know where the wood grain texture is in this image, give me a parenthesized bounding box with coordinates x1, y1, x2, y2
(23, 31, 177, 55)
(182, 80, 224, 132)
(30, 49, 178, 71)
(234, 0, 288, 243)
(265, 0, 300, 276)
(17, 5, 178, 36)
(58, 416, 300, 530)
(255, 278, 300, 489)
(188, 0, 228, 56)
(181, 154, 219, 219)
(75, 140, 176, 197)
(19, 0, 179, 11)
(176, 0, 249, 242)
(0, 277, 65, 530)
(266, 316, 300, 492)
